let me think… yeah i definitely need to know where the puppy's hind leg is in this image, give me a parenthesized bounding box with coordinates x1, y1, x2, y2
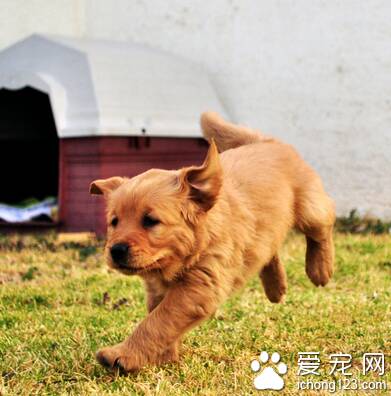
(295, 179, 335, 287)
(305, 226, 334, 287)
(260, 255, 287, 303)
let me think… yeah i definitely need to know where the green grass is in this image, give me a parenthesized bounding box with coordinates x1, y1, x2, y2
(0, 232, 390, 395)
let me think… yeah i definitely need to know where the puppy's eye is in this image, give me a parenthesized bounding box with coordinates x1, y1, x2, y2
(111, 217, 118, 227)
(142, 214, 160, 229)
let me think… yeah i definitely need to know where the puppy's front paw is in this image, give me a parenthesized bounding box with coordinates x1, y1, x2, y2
(96, 345, 139, 373)
(96, 346, 119, 370)
(113, 355, 139, 374)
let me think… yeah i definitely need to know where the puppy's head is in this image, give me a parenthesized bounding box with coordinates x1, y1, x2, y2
(89, 141, 222, 278)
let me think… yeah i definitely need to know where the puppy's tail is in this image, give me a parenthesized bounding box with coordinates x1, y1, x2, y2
(200, 111, 264, 152)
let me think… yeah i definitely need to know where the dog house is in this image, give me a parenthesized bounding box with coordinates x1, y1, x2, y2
(0, 34, 227, 235)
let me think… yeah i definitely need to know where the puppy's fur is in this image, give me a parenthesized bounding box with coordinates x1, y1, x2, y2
(90, 112, 335, 373)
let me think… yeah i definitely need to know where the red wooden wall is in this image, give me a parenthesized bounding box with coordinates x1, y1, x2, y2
(59, 136, 208, 236)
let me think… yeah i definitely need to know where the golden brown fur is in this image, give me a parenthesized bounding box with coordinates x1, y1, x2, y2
(89, 111, 335, 373)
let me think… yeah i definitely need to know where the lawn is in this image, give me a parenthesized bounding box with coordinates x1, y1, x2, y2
(0, 232, 390, 395)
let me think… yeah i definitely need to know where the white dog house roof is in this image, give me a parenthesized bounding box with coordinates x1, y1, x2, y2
(0, 34, 226, 138)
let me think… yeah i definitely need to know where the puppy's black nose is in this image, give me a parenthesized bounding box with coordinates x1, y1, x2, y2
(110, 243, 129, 266)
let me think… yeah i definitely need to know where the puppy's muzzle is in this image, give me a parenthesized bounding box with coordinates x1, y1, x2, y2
(110, 243, 130, 267)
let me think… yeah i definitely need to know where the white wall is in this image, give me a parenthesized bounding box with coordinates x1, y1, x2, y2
(1, 0, 390, 218)
(0, 0, 84, 49)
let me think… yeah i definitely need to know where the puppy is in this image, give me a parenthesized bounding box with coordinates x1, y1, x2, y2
(90, 112, 335, 373)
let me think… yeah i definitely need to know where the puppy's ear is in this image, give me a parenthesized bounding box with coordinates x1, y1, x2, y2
(89, 177, 124, 195)
(180, 140, 222, 211)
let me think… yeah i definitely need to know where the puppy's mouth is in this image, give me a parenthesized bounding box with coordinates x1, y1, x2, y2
(110, 258, 164, 275)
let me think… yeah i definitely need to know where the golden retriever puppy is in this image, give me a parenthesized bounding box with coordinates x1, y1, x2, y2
(89, 112, 335, 373)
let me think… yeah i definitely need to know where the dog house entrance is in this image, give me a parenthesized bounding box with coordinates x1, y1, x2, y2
(0, 87, 59, 225)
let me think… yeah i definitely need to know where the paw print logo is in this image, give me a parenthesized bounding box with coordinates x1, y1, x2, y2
(251, 351, 288, 391)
